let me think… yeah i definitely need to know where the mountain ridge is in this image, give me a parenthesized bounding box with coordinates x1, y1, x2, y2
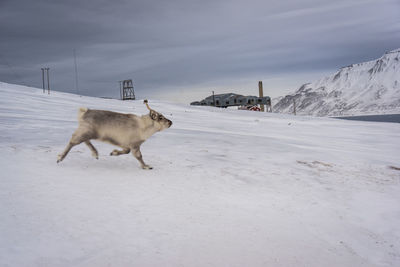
(273, 49, 400, 116)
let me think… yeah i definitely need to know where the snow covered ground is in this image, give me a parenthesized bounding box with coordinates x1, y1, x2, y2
(1, 82, 399, 267)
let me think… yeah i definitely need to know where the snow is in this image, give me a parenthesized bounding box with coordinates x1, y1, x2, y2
(273, 49, 400, 116)
(1, 82, 400, 267)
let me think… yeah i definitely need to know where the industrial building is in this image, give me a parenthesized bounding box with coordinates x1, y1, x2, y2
(190, 93, 271, 110)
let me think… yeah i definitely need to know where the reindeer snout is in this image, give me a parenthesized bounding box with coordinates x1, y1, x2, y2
(168, 120, 172, 127)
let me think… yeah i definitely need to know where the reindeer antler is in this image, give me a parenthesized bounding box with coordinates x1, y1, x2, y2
(143, 99, 151, 111)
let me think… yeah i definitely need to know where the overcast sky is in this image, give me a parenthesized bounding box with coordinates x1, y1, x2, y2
(1, 0, 399, 103)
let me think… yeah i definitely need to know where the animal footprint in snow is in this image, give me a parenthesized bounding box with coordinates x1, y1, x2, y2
(297, 160, 332, 168)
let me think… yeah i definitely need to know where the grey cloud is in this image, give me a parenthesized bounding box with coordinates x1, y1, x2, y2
(0, 0, 399, 102)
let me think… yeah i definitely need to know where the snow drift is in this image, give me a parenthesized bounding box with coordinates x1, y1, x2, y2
(0, 82, 399, 267)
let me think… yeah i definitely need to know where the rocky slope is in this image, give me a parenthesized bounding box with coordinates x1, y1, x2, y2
(273, 49, 400, 116)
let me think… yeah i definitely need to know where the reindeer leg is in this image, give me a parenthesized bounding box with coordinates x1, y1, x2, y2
(131, 146, 152, 169)
(85, 141, 99, 159)
(57, 142, 76, 163)
(110, 148, 131, 156)
(57, 130, 94, 163)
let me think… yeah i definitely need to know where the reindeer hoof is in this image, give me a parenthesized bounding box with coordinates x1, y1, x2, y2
(57, 155, 63, 163)
(142, 165, 153, 170)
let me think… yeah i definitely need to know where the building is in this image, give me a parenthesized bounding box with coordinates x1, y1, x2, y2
(191, 93, 271, 109)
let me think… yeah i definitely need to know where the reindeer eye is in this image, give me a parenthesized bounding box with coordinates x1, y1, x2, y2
(158, 116, 163, 121)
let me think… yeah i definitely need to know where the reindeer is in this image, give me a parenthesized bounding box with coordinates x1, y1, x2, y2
(57, 100, 172, 169)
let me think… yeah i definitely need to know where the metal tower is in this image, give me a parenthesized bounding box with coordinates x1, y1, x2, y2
(120, 79, 135, 100)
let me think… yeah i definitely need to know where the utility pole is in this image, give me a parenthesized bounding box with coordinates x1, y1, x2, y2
(73, 49, 79, 95)
(46, 68, 50, 94)
(41, 68, 45, 93)
(41, 67, 50, 94)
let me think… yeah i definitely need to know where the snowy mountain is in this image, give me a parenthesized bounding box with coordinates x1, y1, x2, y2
(1, 82, 400, 266)
(273, 49, 400, 116)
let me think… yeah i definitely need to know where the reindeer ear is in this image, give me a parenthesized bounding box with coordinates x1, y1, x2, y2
(150, 110, 157, 120)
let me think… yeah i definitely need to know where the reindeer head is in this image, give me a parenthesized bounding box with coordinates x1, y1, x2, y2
(144, 100, 172, 130)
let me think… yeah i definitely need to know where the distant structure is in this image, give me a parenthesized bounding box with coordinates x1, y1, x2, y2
(120, 79, 135, 100)
(191, 93, 271, 111)
(41, 67, 50, 94)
